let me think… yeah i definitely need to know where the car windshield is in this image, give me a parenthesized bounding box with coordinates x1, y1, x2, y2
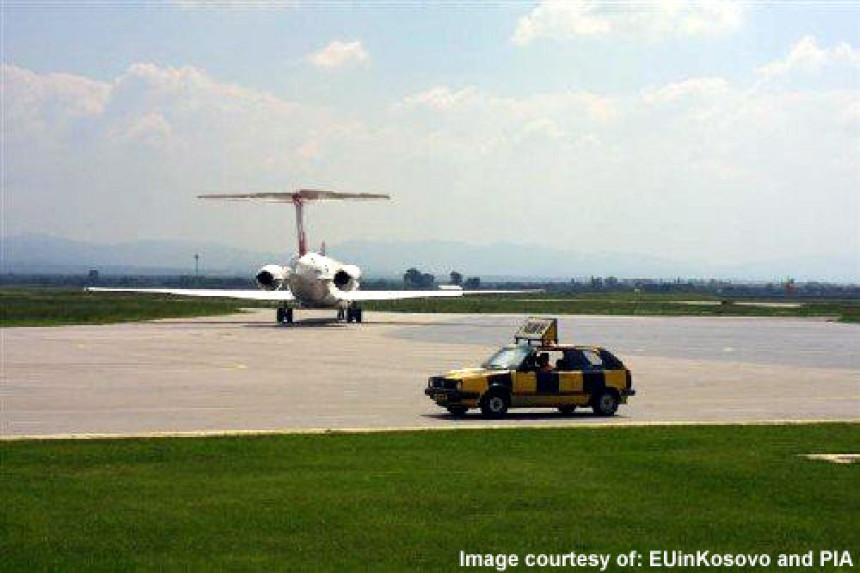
(482, 345, 531, 370)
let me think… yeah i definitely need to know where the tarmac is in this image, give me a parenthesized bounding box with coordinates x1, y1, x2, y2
(2, 310, 858, 438)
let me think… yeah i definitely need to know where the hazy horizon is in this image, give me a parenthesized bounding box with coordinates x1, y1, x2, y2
(3, 2, 858, 277)
(3, 232, 858, 283)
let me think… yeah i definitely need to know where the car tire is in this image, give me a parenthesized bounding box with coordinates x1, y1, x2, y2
(558, 405, 577, 415)
(480, 390, 510, 419)
(276, 307, 286, 323)
(447, 406, 468, 417)
(592, 390, 619, 416)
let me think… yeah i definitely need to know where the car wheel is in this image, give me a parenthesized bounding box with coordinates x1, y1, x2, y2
(447, 406, 468, 417)
(592, 390, 619, 416)
(480, 390, 510, 419)
(558, 405, 576, 415)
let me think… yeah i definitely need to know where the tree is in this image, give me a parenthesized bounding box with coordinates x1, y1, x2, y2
(449, 271, 463, 286)
(464, 277, 481, 289)
(404, 268, 435, 289)
(403, 267, 423, 288)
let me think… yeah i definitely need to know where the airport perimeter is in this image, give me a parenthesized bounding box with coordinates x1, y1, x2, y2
(3, 310, 858, 438)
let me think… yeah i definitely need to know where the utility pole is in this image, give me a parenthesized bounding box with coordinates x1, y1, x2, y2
(194, 253, 200, 283)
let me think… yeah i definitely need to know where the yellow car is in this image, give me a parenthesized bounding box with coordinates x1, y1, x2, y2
(424, 318, 634, 418)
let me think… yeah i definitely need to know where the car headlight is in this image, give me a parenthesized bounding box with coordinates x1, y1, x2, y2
(456, 380, 463, 390)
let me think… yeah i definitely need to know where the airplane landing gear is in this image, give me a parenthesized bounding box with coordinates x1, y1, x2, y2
(277, 306, 294, 324)
(345, 305, 363, 323)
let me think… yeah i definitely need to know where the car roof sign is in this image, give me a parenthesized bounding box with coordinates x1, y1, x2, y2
(515, 317, 559, 346)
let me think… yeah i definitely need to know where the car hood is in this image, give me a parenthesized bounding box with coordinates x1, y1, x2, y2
(441, 367, 499, 380)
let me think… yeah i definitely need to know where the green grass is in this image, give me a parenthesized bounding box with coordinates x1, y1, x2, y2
(0, 288, 271, 327)
(367, 293, 860, 323)
(1, 424, 857, 571)
(2, 288, 858, 327)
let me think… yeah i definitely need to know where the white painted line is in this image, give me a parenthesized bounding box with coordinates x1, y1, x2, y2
(802, 453, 859, 464)
(1, 419, 857, 442)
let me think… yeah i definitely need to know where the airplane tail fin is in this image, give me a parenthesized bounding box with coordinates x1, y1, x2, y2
(198, 189, 390, 256)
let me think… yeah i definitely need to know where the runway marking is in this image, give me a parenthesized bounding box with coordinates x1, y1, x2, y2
(802, 453, 859, 464)
(1, 419, 856, 441)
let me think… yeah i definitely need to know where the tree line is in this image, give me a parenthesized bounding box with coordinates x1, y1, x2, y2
(402, 268, 480, 289)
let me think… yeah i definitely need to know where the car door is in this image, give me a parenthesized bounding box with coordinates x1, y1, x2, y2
(511, 351, 537, 406)
(579, 349, 608, 398)
(533, 351, 564, 406)
(560, 349, 591, 406)
(535, 362, 559, 394)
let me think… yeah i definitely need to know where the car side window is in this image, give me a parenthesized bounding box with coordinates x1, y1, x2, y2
(599, 350, 623, 369)
(581, 350, 603, 368)
(562, 350, 589, 370)
(518, 352, 537, 371)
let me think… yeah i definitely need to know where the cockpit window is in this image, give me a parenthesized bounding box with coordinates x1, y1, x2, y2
(483, 345, 532, 370)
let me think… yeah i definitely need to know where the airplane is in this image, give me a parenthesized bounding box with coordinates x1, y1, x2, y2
(88, 189, 532, 324)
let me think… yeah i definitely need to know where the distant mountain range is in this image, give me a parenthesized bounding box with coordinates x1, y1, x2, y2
(1, 234, 857, 282)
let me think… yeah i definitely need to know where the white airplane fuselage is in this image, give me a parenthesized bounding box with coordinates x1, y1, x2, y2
(261, 252, 361, 309)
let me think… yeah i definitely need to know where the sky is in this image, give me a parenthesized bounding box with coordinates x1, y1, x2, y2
(2, 0, 859, 274)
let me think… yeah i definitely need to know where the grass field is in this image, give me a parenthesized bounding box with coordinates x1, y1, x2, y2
(2, 288, 858, 326)
(367, 293, 860, 323)
(1, 424, 857, 571)
(0, 288, 269, 327)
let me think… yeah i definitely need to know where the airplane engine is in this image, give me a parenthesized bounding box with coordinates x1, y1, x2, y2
(255, 264, 287, 291)
(332, 264, 361, 291)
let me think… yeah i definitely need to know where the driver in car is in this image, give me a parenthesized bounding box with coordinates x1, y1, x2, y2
(536, 352, 553, 373)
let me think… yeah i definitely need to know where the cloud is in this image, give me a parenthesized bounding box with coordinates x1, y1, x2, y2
(758, 35, 860, 78)
(114, 111, 173, 144)
(307, 40, 370, 70)
(641, 77, 730, 105)
(512, 0, 744, 45)
(2, 64, 110, 136)
(396, 86, 480, 111)
(396, 85, 617, 122)
(2, 61, 335, 243)
(3, 51, 857, 269)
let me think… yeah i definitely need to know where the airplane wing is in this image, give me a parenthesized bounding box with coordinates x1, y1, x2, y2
(86, 287, 534, 302)
(337, 289, 535, 302)
(86, 287, 295, 301)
